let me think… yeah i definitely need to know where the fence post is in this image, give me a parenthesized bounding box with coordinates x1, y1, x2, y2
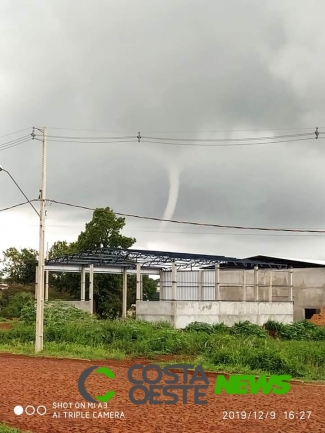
(89, 264, 94, 314)
(242, 269, 246, 301)
(215, 263, 220, 301)
(198, 270, 203, 300)
(45, 269, 49, 301)
(268, 270, 273, 302)
(81, 266, 86, 301)
(140, 273, 143, 300)
(122, 268, 127, 318)
(254, 266, 259, 301)
(172, 262, 177, 300)
(136, 264, 141, 301)
(159, 270, 163, 300)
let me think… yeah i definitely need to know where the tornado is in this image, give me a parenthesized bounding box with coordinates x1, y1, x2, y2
(159, 163, 182, 232)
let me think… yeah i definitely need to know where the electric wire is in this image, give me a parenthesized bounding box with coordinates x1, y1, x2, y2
(141, 132, 314, 142)
(46, 126, 324, 133)
(22, 224, 325, 237)
(46, 134, 136, 140)
(0, 128, 31, 139)
(0, 201, 35, 212)
(0, 136, 32, 152)
(30, 134, 321, 147)
(3, 198, 325, 234)
(37, 199, 325, 233)
(44, 139, 136, 144)
(141, 137, 319, 147)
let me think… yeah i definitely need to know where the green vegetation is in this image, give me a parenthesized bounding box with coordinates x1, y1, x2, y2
(0, 291, 34, 319)
(0, 207, 158, 320)
(0, 424, 31, 433)
(0, 305, 325, 381)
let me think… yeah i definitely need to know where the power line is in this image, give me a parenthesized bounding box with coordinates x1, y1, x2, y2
(0, 127, 31, 139)
(45, 126, 324, 133)
(141, 132, 313, 142)
(0, 140, 32, 153)
(0, 135, 31, 148)
(45, 139, 135, 144)
(21, 223, 325, 237)
(42, 199, 325, 233)
(141, 137, 319, 147)
(0, 136, 32, 152)
(30, 134, 321, 147)
(0, 201, 34, 212)
(46, 134, 135, 140)
(0, 169, 39, 216)
(3, 198, 325, 233)
(40, 132, 313, 142)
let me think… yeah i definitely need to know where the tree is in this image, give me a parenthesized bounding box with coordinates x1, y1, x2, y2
(48, 240, 77, 259)
(76, 207, 135, 250)
(49, 207, 138, 317)
(2, 247, 38, 285)
(142, 275, 159, 300)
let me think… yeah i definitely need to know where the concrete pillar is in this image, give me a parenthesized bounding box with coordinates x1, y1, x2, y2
(136, 264, 141, 301)
(89, 264, 94, 301)
(89, 264, 94, 314)
(172, 262, 177, 301)
(45, 270, 49, 301)
(268, 271, 273, 302)
(254, 266, 259, 301)
(215, 263, 220, 301)
(289, 267, 293, 301)
(81, 266, 86, 301)
(242, 269, 246, 301)
(35, 266, 38, 300)
(122, 268, 127, 318)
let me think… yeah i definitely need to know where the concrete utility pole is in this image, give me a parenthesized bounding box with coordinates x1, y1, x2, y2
(35, 127, 47, 353)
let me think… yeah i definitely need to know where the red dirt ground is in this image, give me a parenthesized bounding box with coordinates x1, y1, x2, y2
(0, 323, 11, 330)
(0, 353, 324, 433)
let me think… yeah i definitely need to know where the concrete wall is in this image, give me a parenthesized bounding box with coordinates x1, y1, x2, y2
(59, 300, 94, 314)
(289, 268, 325, 321)
(136, 300, 293, 328)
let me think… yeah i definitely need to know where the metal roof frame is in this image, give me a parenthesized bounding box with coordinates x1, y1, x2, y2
(45, 247, 288, 271)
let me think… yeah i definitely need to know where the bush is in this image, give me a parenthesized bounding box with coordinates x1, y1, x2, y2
(20, 301, 95, 325)
(1, 292, 34, 319)
(277, 321, 325, 341)
(184, 322, 214, 334)
(230, 321, 267, 338)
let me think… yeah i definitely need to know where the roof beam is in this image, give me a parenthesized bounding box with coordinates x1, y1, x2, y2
(44, 265, 160, 275)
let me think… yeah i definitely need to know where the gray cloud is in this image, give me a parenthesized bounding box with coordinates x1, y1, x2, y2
(1, 0, 325, 261)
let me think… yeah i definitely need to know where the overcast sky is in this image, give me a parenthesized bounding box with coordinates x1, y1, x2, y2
(1, 0, 325, 262)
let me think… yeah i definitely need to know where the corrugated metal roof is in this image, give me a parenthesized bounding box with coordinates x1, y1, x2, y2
(45, 248, 288, 270)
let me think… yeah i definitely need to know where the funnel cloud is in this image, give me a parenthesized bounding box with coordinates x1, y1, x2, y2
(160, 162, 182, 232)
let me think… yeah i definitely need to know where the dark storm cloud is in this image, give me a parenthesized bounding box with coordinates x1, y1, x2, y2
(1, 0, 325, 260)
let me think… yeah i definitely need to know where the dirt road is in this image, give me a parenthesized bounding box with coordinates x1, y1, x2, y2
(0, 354, 324, 433)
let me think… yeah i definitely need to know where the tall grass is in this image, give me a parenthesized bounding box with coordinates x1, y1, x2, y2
(0, 304, 325, 380)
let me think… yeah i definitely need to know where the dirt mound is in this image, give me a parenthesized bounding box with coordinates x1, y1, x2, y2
(310, 307, 325, 326)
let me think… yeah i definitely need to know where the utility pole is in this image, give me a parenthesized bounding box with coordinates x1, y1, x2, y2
(35, 127, 47, 353)
(45, 242, 49, 302)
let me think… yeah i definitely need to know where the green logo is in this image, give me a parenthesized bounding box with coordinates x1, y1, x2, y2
(214, 374, 291, 395)
(78, 366, 115, 403)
